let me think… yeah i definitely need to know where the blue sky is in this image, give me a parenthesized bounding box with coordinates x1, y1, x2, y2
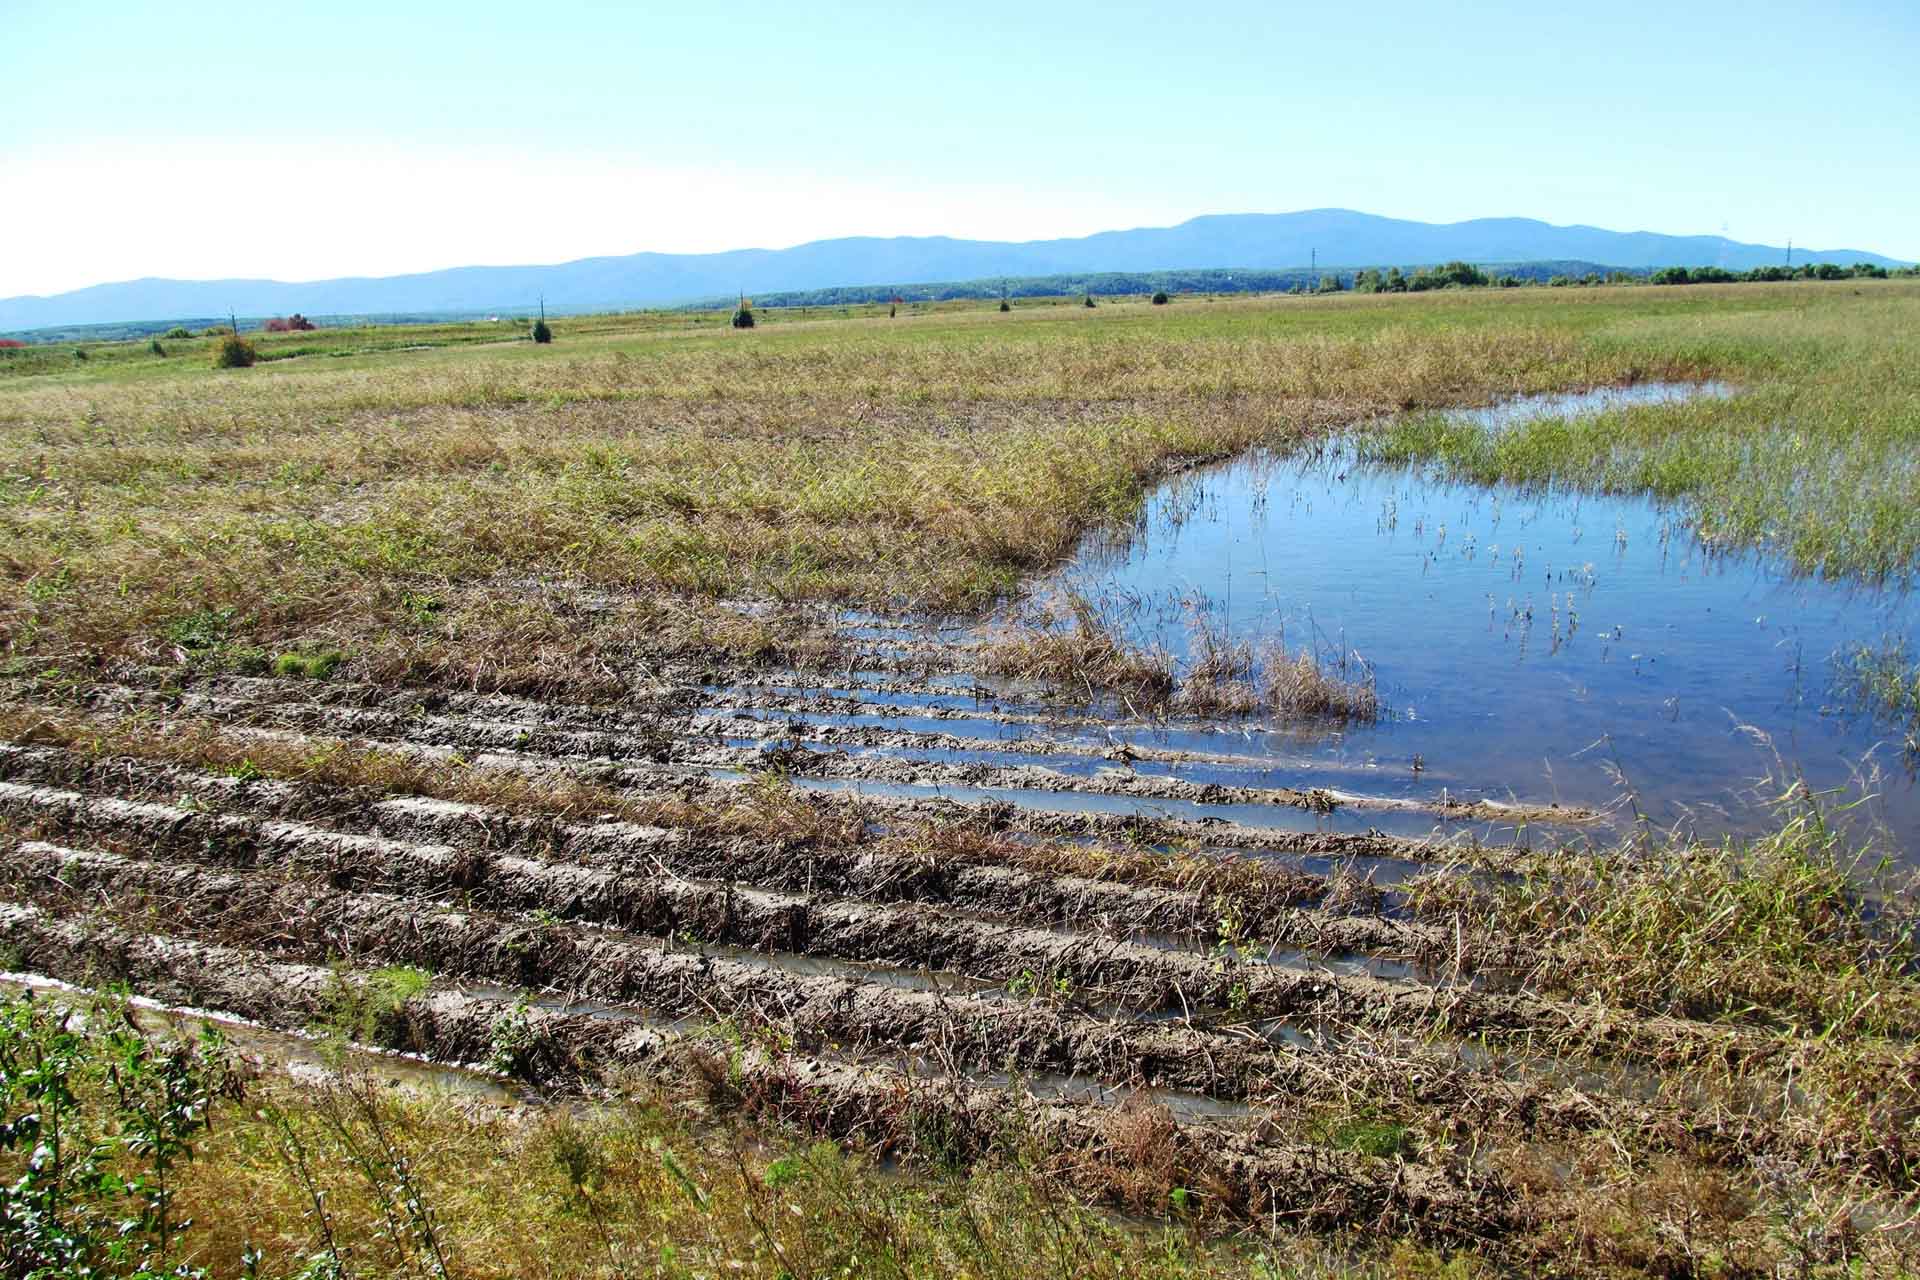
(4, 0, 1915, 295)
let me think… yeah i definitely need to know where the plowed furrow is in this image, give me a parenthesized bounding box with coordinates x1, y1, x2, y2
(0, 785, 1761, 1065)
(0, 767, 1430, 1011)
(0, 901, 1509, 1239)
(0, 747, 1444, 957)
(2, 841, 1306, 1100)
(87, 680, 1568, 824)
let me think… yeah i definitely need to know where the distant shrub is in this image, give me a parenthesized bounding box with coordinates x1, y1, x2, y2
(200, 326, 233, 337)
(1810, 262, 1846, 280)
(1150, 291, 1169, 305)
(163, 326, 192, 339)
(149, 339, 166, 355)
(1548, 275, 1572, 288)
(532, 317, 554, 342)
(1316, 274, 1342, 293)
(1650, 266, 1691, 285)
(213, 335, 257, 368)
(1850, 262, 1887, 279)
(72, 348, 88, 361)
(729, 308, 753, 330)
(1606, 271, 1636, 285)
(1082, 294, 1095, 308)
(998, 299, 1011, 312)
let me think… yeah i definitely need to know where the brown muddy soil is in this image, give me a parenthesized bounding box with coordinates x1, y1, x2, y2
(0, 670, 1888, 1240)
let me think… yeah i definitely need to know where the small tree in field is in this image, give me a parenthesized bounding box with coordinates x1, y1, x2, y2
(532, 297, 553, 343)
(1082, 294, 1095, 308)
(731, 294, 755, 329)
(1151, 291, 1170, 305)
(213, 335, 257, 368)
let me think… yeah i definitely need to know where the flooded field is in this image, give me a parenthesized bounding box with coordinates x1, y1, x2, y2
(1054, 384, 1920, 846)
(5, 287, 1918, 1272)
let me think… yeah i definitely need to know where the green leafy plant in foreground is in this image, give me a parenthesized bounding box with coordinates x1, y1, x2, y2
(0, 992, 241, 1278)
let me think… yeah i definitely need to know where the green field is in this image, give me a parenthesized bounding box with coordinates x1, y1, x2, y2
(6, 281, 1919, 687)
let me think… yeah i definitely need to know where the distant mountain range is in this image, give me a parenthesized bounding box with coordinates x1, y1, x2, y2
(2, 209, 1907, 332)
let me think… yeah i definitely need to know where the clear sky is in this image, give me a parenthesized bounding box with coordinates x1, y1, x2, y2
(4, 0, 1915, 297)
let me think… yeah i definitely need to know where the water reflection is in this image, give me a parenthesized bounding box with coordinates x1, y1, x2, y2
(1057, 385, 1919, 846)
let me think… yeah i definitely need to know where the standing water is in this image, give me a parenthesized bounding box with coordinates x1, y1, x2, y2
(1056, 383, 1920, 846)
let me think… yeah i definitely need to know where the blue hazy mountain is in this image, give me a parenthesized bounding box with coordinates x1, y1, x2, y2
(1, 209, 1905, 330)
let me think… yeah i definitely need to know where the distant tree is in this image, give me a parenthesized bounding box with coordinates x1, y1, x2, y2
(1548, 275, 1572, 288)
(1851, 262, 1888, 279)
(1083, 293, 1096, 308)
(1316, 274, 1342, 293)
(149, 339, 166, 355)
(213, 335, 257, 368)
(998, 299, 1011, 312)
(1384, 266, 1407, 293)
(1690, 266, 1737, 284)
(1494, 274, 1521, 288)
(1351, 268, 1383, 294)
(1581, 273, 1602, 286)
(533, 296, 555, 342)
(730, 296, 754, 329)
(1606, 271, 1636, 285)
(1650, 267, 1692, 285)
(1151, 291, 1170, 305)
(1811, 262, 1846, 280)
(1435, 261, 1489, 288)
(164, 326, 192, 339)
(72, 348, 88, 360)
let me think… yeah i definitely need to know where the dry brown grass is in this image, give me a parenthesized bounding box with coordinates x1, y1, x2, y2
(1264, 646, 1381, 722)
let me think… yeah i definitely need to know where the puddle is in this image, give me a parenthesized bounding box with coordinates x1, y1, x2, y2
(1051, 383, 1920, 849)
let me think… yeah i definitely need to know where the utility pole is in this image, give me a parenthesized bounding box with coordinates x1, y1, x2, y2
(1785, 239, 1793, 268)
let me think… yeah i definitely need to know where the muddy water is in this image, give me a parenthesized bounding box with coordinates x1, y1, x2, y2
(1054, 384, 1920, 847)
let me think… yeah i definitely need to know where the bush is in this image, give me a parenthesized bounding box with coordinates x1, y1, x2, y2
(213, 335, 257, 368)
(164, 326, 192, 339)
(1082, 294, 1095, 308)
(729, 308, 753, 330)
(1548, 275, 1572, 288)
(532, 317, 554, 343)
(998, 299, 1011, 312)
(1150, 291, 1169, 305)
(149, 339, 166, 356)
(1316, 274, 1342, 294)
(1650, 266, 1692, 285)
(272, 649, 344, 679)
(72, 347, 88, 360)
